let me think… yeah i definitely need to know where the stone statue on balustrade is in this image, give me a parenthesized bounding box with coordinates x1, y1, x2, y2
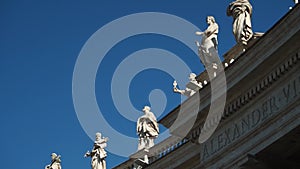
(290, 0, 298, 9)
(227, 0, 253, 46)
(173, 73, 202, 97)
(45, 153, 62, 169)
(85, 132, 109, 169)
(195, 16, 219, 75)
(137, 106, 159, 151)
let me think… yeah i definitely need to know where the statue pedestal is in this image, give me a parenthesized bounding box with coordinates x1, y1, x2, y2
(132, 150, 149, 169)
(223, 32, 264, 63)
(186, 81, 202, 91)
(134, 158, 148, 166)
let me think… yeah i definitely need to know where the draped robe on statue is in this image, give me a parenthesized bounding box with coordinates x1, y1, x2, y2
(45, 154, 61, 169)
(85, 136, 108, 169)
(227, 0, 253, 45)
(90, 140, 107, 169)
(137, 109, 159, 150)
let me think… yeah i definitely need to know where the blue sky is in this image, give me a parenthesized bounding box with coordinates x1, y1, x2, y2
(0, 0, 295, 168)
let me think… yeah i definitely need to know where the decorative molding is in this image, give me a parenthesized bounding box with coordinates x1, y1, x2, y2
(113, 136, 189, 169)
(189, 51, 300, 141)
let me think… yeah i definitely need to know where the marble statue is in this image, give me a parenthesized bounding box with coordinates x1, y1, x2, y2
(45, 153, 62, 169)
(173, 73, 202, 97)
(195, 16, 219, 73)
(137, 106, 159, 151)
(196, 16, 219, 50)
(227, 0, 253, 45)
(85, 132, 109, 169)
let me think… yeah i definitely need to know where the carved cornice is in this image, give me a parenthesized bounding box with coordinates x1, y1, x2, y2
(167, 3, 300, 141)
(160, 4, 300, 130)
(224, 52, 300, 117)
(191, 51, 300, 142)
(114, 4, 300, 169)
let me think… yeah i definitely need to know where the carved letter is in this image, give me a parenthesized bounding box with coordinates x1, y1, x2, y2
(283, 84, 290, 103)
(210, 137, 217, 155)
(224, 128, 232, 145)
(261, 100, 269, 121)
(270, 96, 280, 114)
(292, 79, 298, 99)
(241, 115, 250, 134)
(251, 109, 261, 128)
(217, 133, 225, 151)
(202, 144, 210, 159)
(232, 123, 241, 140)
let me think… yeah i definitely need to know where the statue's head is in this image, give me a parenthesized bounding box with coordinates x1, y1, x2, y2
(189, 73, 197, 81)
(207, 16, 216, 24)
(143, 106, 151, 113)
(95, 132, 102, 140)
(51, 153, 58, 160)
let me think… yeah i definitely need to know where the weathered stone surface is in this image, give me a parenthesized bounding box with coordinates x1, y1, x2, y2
(113, 4, 300, 169)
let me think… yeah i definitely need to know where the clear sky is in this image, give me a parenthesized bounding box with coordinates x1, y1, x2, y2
(0, 0, 295, 168)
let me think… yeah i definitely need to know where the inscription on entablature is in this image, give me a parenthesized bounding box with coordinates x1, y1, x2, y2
(200, 75, 300, 161)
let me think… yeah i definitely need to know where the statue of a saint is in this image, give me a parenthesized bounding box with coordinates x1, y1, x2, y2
(45, 153, 62, 169)
(196, 16, 219, 50)
(227, 0, 253, 45)
(137, 106, 159, 151)
(85, 132, 109, 169)
(195, 16, 219, 73)
(173, 73, 202, 97)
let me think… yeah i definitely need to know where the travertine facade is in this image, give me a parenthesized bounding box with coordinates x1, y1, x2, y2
(113, 4, 300, 169)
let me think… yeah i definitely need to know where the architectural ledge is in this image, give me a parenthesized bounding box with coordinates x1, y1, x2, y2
(113, 136, 188, 169)
(130, 135, 184, 159)
(159, 3, 300, 131)
(114, 4, 300, 169)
